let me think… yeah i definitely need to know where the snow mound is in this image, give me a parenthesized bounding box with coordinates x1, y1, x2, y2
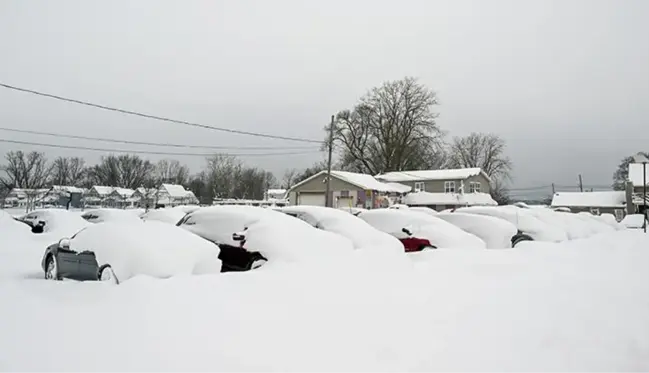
(80, 208, 145, 224)
(358, 209, 486, 249)
(173, 205, 201, 214)
(457, 206, 568, 242)
(140, 208, 187, 225)
(278, 206, 405, 254)
(597, 213, 626, 230)
(621, 214, 646, 229)
(436, 212, 517, 249)
(68, 220, 221, 281)
(22, 209, 89, 237)
(0, 210, 32, 245)
(408, 206, 438, 215)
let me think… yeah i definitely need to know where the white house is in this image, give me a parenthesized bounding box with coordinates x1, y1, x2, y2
(155, 184, 198, 207)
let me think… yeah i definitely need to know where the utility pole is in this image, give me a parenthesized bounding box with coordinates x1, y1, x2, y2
(578, 174, 583, 192)
(325, 114, 335, 208)
(551, 183, 555, 194)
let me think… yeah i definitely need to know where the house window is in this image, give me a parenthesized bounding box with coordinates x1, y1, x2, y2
(340, 190, 350, 198)
(590, 207, 600, 215)
(444, 181, 456, 193)
(414, 182, 425, 192)
(469, 182, 481, 193)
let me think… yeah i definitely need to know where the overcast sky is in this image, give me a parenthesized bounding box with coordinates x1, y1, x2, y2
(1, 0, 647, 197)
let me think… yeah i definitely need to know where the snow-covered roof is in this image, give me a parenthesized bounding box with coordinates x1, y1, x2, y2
(403, 191, 497, 207)
(384, 182, 412, 193)
(161, 184, 191, 198)
(551, 191, 626, 208)
(92, 186, 115, 196)
(50, 185, 84, 194)
(109, 188, 135, 198)
(375, 168, 489, 183)
(629, 163, 649, 186)
(289, 170, 409, 193)
(267, 189, 287, 195)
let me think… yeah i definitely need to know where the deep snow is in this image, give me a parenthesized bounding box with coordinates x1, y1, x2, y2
(1, 212, 649, 371)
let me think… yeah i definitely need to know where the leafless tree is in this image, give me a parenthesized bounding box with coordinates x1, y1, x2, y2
(612, 152, 649, 190)
(448, 133, 512, 180)
(154, 159, 190, 186)
(50, 156, 86, 186)
(88, 154, 155, 189)
(282, 168, 299, 189)
(489, 179, 512, 205)
(330, 77, 445, 175)
(0, 151, 52, 211)
(204, 154, 242, 199)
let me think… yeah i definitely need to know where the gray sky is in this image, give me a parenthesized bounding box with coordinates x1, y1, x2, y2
(1, 0, 647, 197)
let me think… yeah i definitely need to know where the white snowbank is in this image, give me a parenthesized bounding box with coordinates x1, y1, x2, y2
(140, 208, 187, 225)
(597, 213, 626, 230)
(20, 209, 89, 237)
(68, 220, 221, 281)
(173, 205, 201, 214)
(404, 191, 497, 207)
(436, 212, 517, 249)
(358, 209, 486, 249)
(278, 206, 405, 254)
(0, 210, 32, 245)
(408, 206, 438, 215)
(621, 214, 646, 229)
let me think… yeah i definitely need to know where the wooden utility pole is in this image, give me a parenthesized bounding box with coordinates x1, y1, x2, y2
(578, 174, 583, 192)
(551, 183, 555, 194)
(325, 115, 335, 208)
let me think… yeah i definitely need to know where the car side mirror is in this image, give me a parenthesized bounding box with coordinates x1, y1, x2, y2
(58, 238, 70, 249)
(232, 233, 246, 242)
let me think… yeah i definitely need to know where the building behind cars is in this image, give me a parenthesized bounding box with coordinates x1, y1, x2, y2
(550, 191, 627, 221)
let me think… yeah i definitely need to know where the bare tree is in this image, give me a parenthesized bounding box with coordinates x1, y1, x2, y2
(448, 133, 512, 180)
(330, 77, 445, 174)
(282, 168, 299, 189)
(204, 154, 242, 199)
(154, 159, 190, 186)
(294, 160, 328, 184)
(489, 179, 512, 205)
(0, 151, 52, 211)
(88, 154, 154, 189)
(50, 156, 86, 186)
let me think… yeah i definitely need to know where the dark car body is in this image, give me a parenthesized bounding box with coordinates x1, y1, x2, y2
(41, 242, 101, 281)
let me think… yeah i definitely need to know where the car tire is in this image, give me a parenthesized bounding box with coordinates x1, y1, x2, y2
(44, 255, 60, 281)
(512, 234, 534, 247)
(98, 264, 119, 284)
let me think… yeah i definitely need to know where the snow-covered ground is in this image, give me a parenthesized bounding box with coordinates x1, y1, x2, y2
(1, 210, 649, 371)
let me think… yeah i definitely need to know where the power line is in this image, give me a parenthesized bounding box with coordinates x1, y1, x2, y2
(0, 138, 321, 158)
(0, 127, 320, 150)
(0, 82, 323, 144)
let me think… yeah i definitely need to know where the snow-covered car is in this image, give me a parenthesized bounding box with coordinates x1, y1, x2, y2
(357, 209, 487, 250)
(16, 209, 89, 236)
(140, 208, 188, 225)
(173, 205, 201, 214)
(337, 206, 367, 216)
(435, 211, 522, 248)
(41, 221, 221, 284)
(455, 206, 568, 242)
(80, 208, 144, 224)
(179, 205, 354, 268)
(277, 206, 404, 253)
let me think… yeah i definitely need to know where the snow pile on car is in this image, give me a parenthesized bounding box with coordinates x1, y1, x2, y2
(358, 209, 487, 249)
(30, 210, 89, 237)
(0, 210, 31, 245)
(140, 208, 187, 225)
(68, 220, 221, 281)
(279, 206, 405, 254)
(436, 212, 517, 249)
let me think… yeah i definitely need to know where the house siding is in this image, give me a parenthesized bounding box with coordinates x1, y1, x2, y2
(379, 174, 491, 194)
(289, 174, 365, 207)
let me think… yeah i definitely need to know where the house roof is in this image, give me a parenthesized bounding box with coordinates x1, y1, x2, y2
(92, 186, 114, 196)
(375, 168, 490, 183)
(110, 188, 135, 198)
(629, 163, 649, 186)
(551, 191, 626, 208)
(288, 170, 410, 193)
(50, 186, 84, 194)
(403, 191, 497, 207)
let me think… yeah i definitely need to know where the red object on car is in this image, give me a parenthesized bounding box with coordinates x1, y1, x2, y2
(399, 237, 434, 252)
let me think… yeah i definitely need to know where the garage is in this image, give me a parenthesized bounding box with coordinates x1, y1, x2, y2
(297, 192, 326, 206)
(336, 197, 354, 208)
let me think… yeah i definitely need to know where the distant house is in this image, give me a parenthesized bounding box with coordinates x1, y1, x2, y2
(105, 188, 136, 208)
(375, 168, 492, 196)
(403, 191, 497, 211)
(84, 186, 115, 206)
(132, 187, 157, 208)
(46, 186, 84, 208)
(4, 188, 50, 209)
(155, 184, 198, 207)
(287, 170, 410, 208)
(265, 189, 287, 200)
(550, 191, 627, 220)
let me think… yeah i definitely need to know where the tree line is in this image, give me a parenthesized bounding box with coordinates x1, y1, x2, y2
(2, 76, 518, 205)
